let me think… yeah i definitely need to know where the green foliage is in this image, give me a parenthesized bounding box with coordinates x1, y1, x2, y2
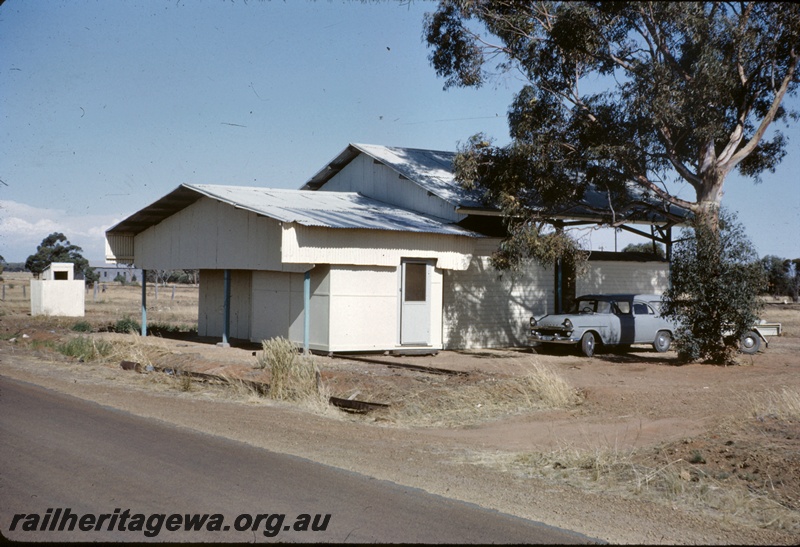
(114, 316, 141, 334)
(661, 210, 766, 365)
(622, 243, 666, 259)
(148, 323, 196, 336)
(71, 321, 94, 333)
(760, 255, 800, 301)
(56, 336, 113, 361)
(426, 1, 799, 248)
(490, 220, 588, 276)
(113, 273, 128, 285)
(25, 232, 98, 283)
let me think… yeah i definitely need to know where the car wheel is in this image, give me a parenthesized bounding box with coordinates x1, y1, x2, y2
(580, 332, 596, 357)
(653, 330, 672, 353)
(740, 331, 761, 354)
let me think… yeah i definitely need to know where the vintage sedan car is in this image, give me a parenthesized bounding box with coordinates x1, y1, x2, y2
(528, 294, 676, 357)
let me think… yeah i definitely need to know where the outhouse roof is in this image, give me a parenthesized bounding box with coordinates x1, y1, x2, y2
(106, 184, 482, 238)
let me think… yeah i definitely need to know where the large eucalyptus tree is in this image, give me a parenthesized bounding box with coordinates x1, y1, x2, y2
(425, 1, 799, 237)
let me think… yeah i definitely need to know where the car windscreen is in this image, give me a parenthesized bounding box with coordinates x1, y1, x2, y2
(571, 299, 612, 313)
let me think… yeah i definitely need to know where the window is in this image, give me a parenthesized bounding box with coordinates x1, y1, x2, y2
(633, 303, 654, 315)
(404, 263, 426, 302)
(614, 301, 631, 314)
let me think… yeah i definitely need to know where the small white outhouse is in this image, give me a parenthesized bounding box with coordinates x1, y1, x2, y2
(31, 262, 85, 317)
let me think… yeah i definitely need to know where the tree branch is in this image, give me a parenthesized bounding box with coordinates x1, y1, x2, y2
(728, 46, 799, 168)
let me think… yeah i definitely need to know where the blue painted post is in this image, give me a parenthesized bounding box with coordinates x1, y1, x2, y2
(141, 270, 147, 337)
(303, 270, 311, 354)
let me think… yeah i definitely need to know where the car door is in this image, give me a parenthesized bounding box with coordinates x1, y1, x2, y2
(614, 299, 635, 345)
(632, 300, 660, 343)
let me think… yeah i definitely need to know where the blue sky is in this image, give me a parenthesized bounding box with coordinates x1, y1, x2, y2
(1, 0, 798, 264)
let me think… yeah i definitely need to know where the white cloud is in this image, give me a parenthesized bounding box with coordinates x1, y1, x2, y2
(0, 200, 122, 264)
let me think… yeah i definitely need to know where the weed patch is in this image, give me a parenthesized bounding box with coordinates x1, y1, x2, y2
(71, 321, 93, 333)
(56, 336, 113, 361)
(114, 316, 141, 334)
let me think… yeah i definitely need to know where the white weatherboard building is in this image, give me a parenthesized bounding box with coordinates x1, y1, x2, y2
(105, 143, 681, 353)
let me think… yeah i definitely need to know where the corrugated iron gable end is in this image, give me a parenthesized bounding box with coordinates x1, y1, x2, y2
(351, 144, 484, 208)
(300, 143, 486, 209)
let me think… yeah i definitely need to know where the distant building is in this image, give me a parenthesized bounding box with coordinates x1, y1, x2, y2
(92, 263, 142, 284)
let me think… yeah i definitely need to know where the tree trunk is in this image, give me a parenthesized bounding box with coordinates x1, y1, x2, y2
(693, 163, 726, 235)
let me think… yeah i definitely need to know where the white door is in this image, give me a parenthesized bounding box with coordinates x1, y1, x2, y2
(400, 260, 431, 345)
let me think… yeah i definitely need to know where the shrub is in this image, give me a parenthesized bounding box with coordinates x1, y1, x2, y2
(661, 210, 766, 364)
(114, 316, 141, 334)
(256, 337, 319, 402)
(71, 321, 93, 333)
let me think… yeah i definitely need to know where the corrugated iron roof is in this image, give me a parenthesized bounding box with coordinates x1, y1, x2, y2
(301, 143, 691, 225)
(106, 184, 483, 237)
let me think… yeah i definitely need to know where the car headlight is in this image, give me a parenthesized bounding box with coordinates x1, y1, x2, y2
(562, 318, 573, 330)
(530, 317, 538, 327)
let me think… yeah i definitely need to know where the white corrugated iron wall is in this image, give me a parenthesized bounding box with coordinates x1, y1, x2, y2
(577, 260, 669, 295)
(442, 239, 554, 349)
(326, 265, 404, 352)
(282, 224, 474, 271)
(198, 269, 252, 339)
(250, 270, 304, 343)
(318, 153, 463, 222)
(134, 198, 284, 270)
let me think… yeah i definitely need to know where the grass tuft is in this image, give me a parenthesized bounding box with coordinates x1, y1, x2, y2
(256, 337, 324, 404)
(56, 336, 113, 361)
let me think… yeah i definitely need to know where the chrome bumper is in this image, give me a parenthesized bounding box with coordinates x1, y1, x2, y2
(528, 332, 580, 344)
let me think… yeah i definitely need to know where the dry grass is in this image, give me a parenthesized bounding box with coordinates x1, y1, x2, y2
(463, 438, 800, 533)
(748, 388, 800, 422)
(256, 337, 325, 404)
(107, 331, 174, 370)
(387, 362, 581, 427)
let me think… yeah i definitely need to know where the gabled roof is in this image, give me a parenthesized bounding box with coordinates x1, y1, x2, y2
(106, 184, 482, 238)
(301, 143, 486, 209)
(301, 143, 691, 226)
